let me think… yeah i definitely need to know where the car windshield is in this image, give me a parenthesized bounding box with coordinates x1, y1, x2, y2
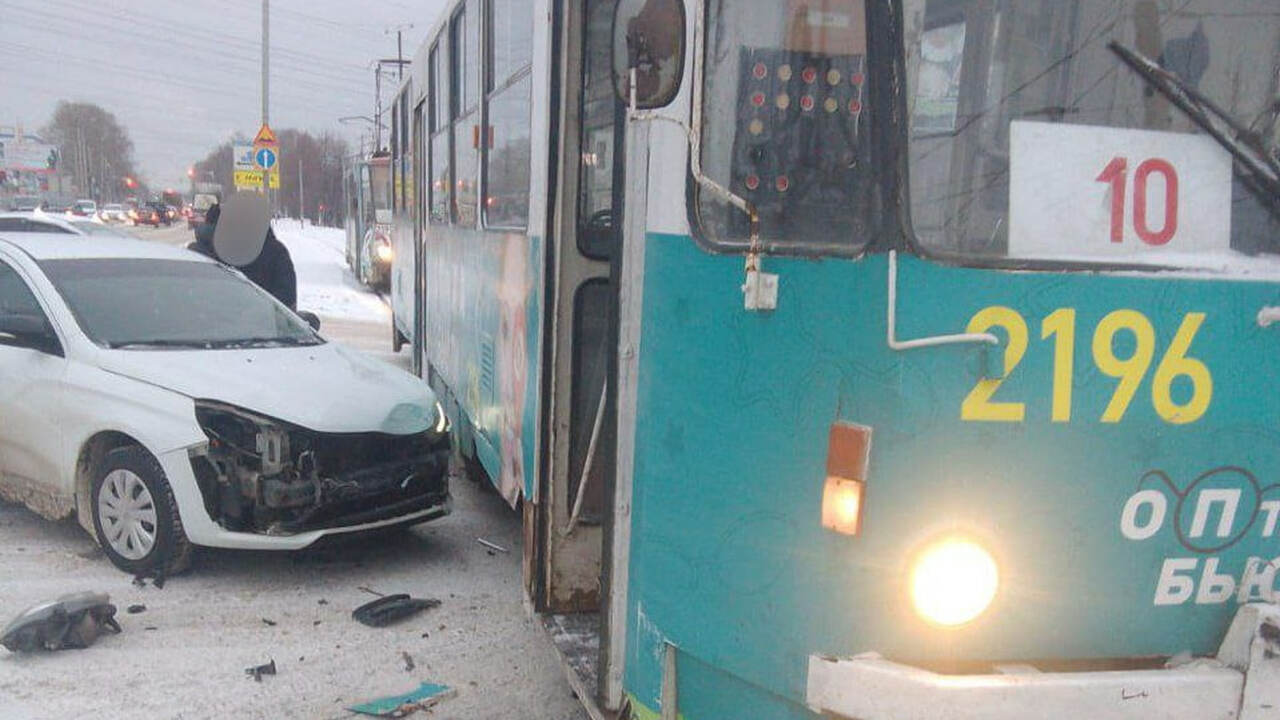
(40, 258, 322, 349)
(904, 0, 1280, 271)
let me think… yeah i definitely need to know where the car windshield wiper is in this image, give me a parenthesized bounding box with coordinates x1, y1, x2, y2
(1109, 41, 1280, 220)
(206, 336, 322, 349)
(109, 339, 216, 350)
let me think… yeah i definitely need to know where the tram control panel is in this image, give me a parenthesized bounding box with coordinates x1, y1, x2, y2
(728, 0, 869, 243)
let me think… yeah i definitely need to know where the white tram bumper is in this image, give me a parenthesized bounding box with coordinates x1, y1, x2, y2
(807, 603, 1280, 720)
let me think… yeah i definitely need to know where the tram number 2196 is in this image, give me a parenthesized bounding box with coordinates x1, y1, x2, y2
(960, 307, 1212, 425)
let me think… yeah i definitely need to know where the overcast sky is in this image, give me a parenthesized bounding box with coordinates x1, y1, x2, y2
(0, 0, 448, 190)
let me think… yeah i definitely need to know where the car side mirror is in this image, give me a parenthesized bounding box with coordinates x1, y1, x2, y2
(0, 314, 62, 356)
(612, 0, 686, 109)
(297, 310, 321, 332)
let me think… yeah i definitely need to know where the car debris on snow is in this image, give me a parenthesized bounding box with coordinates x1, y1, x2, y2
(245, 658, 277, 682)
(476, 538, 509, 554)
(352, 594, 441, 628)
(346, 681, 456, 717)
(126, 604, 146, 614)
(1, 592, 122, 652)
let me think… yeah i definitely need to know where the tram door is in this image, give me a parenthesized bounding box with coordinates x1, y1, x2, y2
(536, 0, 622, 701)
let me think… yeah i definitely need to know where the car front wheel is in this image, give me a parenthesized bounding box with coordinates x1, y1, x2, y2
(91, 446, 192, 576)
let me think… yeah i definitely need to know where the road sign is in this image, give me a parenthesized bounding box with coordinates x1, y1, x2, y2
(254, 147, 278, 171)
(233, 144, 255, 172)
(234, 169, 279, 190)
(253, 123, 278, 148)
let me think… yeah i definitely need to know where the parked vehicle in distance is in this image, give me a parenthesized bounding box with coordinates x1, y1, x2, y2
(0, 233, 452, 575)
(99, 204, 127, 223)
(69, 200, 97, 218)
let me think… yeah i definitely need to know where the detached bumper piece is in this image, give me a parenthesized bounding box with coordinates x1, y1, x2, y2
(807, 604, 1280, 720)
(191, 402, 451, 536)
(1, 592, 122, 652)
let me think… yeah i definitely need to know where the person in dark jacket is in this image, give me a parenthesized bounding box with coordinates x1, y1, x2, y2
(237, 228, 297, 310)
(185, 203, 297, 309)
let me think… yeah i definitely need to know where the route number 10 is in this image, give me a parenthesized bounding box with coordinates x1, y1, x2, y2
(1096, 157, 1180, 246)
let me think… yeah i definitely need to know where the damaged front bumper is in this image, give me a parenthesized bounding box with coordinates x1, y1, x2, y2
(170, 400, 451, 549)
(807, 603, 1280, 720)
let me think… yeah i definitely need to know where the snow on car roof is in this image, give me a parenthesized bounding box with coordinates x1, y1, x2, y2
(0, 233, 214, 262)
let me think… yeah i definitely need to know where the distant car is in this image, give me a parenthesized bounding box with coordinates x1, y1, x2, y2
(41, 201, 70, 214)
(10, 196, 40, 212)
(99, 204, 127, 223)
(69, 200, 97, 218)
(130, 202, 170, 227)
(0, 232, 452, 575)
(0, 212, 88, 235)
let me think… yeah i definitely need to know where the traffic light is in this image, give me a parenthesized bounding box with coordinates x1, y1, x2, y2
(187, 166, 196, 179)
(124, 176, 137, 189)
(46, 149, 58, 170)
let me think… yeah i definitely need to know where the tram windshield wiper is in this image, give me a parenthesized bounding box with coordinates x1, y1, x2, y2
(1109, 41, 1280, 220)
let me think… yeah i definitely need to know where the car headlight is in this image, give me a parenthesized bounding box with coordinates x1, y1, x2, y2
(376, 242, 393, 262)
(909, 537, 999, 627)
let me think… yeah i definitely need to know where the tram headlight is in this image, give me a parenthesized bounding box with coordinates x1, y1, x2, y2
(909, 537, 999, 627)
(376, 242, 393, 262)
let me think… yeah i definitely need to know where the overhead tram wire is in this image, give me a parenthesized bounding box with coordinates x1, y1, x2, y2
(0, 1, 373, 92)
(36, 0, 377, 77)
(0, 42, 363, 118)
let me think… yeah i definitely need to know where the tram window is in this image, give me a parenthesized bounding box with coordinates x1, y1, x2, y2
(430, 132, 451, 225)
(429, 44, 443, 134)
(400, 86, 412, 210)
(390, 98, 400, 212)
(454, 121, 479, 227)
(450, 1, 481, 120)
(904, 0, 1280, 269)
(577, 0, 620, 260)
(485, 74, 533, 230)
(489, 0, 533, 91)
(698, 0, 875, 253)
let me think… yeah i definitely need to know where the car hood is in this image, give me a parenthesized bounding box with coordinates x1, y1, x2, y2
(94, 342, 437, 435)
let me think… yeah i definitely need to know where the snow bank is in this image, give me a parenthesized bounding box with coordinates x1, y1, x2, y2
(272, 220, 389, 322)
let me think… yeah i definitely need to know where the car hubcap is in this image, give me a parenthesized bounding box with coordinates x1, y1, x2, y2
(98, 470, 158, 560)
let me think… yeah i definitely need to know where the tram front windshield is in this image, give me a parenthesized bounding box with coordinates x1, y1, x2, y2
(905, 0, 1280, 271)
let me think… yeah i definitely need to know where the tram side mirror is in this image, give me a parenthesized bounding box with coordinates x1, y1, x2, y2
(612, 0, 686, 109)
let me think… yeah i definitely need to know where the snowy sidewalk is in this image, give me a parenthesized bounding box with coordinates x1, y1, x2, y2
(272, 220, 389, 326)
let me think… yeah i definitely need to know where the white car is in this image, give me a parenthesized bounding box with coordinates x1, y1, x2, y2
(0, 233, 451, 575)
(99, 204, 127, 223)
(0, 211, 88, 235)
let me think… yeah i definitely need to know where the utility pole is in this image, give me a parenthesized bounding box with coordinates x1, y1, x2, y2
(261, 0, 270, 201)
(386, 24, 414, 81)
(374, 65, 382, 152)
(298, 155, 305, 223)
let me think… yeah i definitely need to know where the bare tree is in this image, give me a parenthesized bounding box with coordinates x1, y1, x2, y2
(42, 101, 140, 201)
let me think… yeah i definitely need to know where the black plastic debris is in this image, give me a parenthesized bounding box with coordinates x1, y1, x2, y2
(261, 618, 277, 627)
(1, 592, 122, 652)
(127, 605, 146, 615)
(352, 595, 441, 628)
(245, 659, 277, 682)
(402, 651, 415, 672)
